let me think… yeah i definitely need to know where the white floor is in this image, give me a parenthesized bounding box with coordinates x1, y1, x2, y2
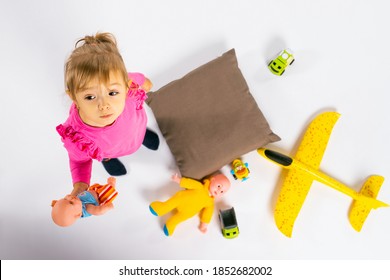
(1, 0, 390, 260)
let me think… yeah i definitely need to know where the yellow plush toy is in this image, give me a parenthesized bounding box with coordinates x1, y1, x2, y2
(149, 173, 231, 236)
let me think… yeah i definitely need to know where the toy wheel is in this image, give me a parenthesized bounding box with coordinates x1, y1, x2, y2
(268, 61, 272, 66)
(233, 174, 237, 180)
(290, 59, 295, 65)
(280, 70, 285, 75)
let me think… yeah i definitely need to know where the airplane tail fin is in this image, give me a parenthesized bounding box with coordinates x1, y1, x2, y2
(349, 175, 388, 232)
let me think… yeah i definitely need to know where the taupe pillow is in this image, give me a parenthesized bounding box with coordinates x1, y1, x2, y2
(146, 49, 280, 180)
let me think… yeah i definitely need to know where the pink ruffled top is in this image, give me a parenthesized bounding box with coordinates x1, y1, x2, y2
(56, 72, 148, 185)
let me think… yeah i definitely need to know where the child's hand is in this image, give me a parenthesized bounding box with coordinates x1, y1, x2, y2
(171, 173, 181, 184)
(71, 182, 89, 196)
(199, 222, 208, 233)
(141, 78, 153, 92)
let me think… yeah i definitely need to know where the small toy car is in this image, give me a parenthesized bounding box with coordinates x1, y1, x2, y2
(219, 207, 239, 239)
(230, 159, 250, 182)
(268, 49, 294, 76)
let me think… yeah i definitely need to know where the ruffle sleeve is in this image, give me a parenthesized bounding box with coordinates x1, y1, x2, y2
(127, 72, 148, 110)
(128, 72, 145, 86)
(128, 81, 148, 110)
(56, 124, 103, 161)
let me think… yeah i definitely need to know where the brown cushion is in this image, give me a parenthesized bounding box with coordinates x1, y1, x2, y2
(146, 49, 280, 180)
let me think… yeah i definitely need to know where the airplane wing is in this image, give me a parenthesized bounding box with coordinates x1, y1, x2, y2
(274, 169, 314, 237)
(275, 112, 340, 237)
(294, 112, 340, 168)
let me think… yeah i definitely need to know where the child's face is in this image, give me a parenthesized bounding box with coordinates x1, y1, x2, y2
(73, 72, 128, 127)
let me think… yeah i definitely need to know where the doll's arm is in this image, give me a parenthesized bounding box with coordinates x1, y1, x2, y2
(171, 173, 181, 184)
(198, 222, 208, 233)
(86, 202, 114, 216)
(107, 177, 116, 187)
(179, 177, 204, 190)
(172, 173, 202, 189)
(198, 206, 213, 233)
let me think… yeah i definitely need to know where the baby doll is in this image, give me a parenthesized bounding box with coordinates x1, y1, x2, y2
(149, 173, 231, 236)
(51, 177, 118, 227)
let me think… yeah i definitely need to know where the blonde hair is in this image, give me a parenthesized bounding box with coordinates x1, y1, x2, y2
(65, 32, 128, 100)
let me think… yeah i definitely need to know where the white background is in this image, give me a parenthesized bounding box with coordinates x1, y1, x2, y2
(1, 0, 390, 261)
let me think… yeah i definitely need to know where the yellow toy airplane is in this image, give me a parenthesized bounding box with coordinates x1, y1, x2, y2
(257, 111, 388, 237)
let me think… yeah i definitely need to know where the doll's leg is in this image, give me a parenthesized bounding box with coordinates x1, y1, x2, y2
(149, 195, 180, 216)
(164, 212, 189, 236)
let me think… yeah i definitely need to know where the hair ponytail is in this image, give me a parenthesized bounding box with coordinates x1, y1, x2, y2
(65, 32, 128, 99)
(75, 32, 118, 48)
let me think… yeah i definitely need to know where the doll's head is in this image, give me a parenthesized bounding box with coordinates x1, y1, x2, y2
(51, 195, 82, 227)
(64, 32, 129, 127)
(208, 173, 231, 198)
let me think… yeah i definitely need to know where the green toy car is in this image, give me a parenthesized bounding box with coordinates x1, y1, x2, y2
(268, 49, 294, 76)
(219, 207, 239, 239)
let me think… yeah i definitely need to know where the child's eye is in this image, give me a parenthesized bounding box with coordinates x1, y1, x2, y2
(109, 91, 119, 96)
(84, 95, 95, 100)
